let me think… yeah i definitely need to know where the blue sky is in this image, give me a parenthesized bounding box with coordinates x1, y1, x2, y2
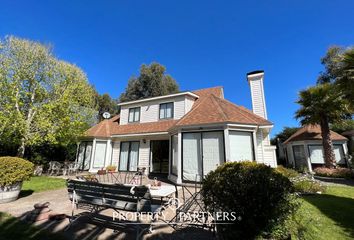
(1, 1, 353, 136)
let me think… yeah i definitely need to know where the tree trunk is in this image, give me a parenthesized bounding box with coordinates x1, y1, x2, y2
(320, 117, 336, 168)
(17, 138, 26, 158)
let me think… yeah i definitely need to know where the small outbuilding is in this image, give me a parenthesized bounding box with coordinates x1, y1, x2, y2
(283, 125, 349, 172)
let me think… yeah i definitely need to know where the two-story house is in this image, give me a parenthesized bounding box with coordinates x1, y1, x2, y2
(77, 71, 277, 183)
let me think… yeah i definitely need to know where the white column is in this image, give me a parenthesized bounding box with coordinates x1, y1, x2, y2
(105, 139, 112, 167)
(224, 126, 230, 162)
(89, 138, 97, 172)
(177, 130, 182, 184)
(304, 143, 313, 172)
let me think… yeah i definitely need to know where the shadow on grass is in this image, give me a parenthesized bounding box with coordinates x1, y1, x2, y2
(19, 190, 34, 199)
(303, 194, 354, 238)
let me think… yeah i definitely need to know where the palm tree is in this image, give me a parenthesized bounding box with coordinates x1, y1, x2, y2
(295, 83, 350, 168)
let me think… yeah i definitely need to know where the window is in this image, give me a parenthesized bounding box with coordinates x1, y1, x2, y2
(229, 131, 254, 161)
(171, 135, 178, 175)
(182, 131, 224, 181)
(93, 141, 107, 168)
(128, 107, 140, 122)
(308, 145, 324, 164)
(334, 144, 345, 164)
(159, 102, 174, 119)
(293, 145, 306, 167)
(119, 141, 140, 171)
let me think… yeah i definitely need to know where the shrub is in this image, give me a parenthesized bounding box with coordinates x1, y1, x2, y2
(0, 157, 34, 187)
(276, 165, 300, 178)
(202, 161, 297, 240)
(293, 179, 326, 194)
(314, 167, 354, 179)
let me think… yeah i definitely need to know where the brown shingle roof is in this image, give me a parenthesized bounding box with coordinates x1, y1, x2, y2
(283, 125, 347, 144)
(85, 115, 120, 138)
(84, 86, 272, 138)
(111, 120, 177, 136)
(174, 94, 272, 127)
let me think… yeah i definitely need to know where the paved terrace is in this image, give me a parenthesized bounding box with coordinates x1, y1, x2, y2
(0, 173, 214, 240)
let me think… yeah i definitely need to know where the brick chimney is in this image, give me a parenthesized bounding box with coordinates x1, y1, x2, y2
(247, 70, 267, 119)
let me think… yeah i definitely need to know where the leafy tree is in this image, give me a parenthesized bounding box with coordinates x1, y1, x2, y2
(318, 46, 354, 112)
(0, 36, 97, 157)
(119, 62, 179, 102)
(271, 127, 299, 145)
(330, 119, 354, 134)
(95, 93, 119, 121)
(295, 83, 351, 168)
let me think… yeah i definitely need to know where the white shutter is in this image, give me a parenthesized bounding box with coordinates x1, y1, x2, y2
(93, 141, 106, 168)
(229, 131, 254, 161)
(183, 133, 202, 181)
(334, 145, 345, 164)
(119, 142, 129, 171)
(202, 132, 224, 175)
(309, 145, 324, 164)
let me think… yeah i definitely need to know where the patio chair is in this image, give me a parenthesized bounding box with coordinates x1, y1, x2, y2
(48, 161, 63, 175)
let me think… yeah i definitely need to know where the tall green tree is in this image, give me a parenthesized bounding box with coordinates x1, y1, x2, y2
(318, 46, 354, 112)
(295, 84, 351, 168)
(119, 62, 179, 102)
(0, 36, 97, 157)
(270, 127, 299, 145)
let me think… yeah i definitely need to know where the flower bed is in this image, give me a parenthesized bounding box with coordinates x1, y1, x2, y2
(314, 167, 354, 179)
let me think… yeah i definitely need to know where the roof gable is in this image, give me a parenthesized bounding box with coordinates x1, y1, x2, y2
(283, 125, 347, 144)
(174, 94, 272, 127)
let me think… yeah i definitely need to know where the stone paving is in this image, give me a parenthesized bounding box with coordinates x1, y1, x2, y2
(0, 178, 214, 240)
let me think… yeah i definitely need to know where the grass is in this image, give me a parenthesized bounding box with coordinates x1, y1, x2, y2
(0, 212, 64, 240)
(22, 176, 66, 193)
(293, 185, 354, 240)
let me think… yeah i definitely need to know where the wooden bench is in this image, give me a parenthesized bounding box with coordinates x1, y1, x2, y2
(66, 179, 164, 239)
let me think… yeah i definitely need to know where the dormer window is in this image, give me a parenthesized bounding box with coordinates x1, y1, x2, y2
(128, 107, 140, 122)
(159, 102, 174, 119)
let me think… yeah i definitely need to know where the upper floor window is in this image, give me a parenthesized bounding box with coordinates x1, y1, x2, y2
(128, 107, 140, 122)
(159, 102, 174, 119)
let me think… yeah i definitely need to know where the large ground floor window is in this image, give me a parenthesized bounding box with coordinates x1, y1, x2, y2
(308, 144, 345, 164)
(229, 131, 254, 161)
(182, 131, 225, 181)
(119, 141, 140, 171)
(77, 141, 92, 170)
(93, 141, 107, 168)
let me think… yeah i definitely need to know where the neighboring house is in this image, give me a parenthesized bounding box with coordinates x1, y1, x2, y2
(342, 130, 354, 156)
(283, 125, 349, 172)
(76, 71, 277, 183)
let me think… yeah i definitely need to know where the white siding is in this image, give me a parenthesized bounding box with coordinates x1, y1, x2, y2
(255, 130, 264, 163)
(249, 79, 267, 119)
(185, 96, 196, 114)
(139, 140, 150, 168)
(119, 95, 191, 125)
(111, 141, 120, 167)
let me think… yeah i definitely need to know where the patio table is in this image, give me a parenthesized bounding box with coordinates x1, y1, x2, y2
(150, 185, 180, 199)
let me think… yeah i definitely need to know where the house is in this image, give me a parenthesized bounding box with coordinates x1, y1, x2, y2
(342, 130, 354, 156)
(76, 71, 277, 183)
(283, 125, 349, 172)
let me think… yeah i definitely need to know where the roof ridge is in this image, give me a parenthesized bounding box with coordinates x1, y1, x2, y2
(174, 95, 211, 126)
(215, 97, 266, 124)
(210, 94, 228, 121)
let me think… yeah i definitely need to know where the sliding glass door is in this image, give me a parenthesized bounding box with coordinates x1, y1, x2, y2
(77, 141, 92, 171)
(119, 141, 140, 171)
(182, 131, 224, 181)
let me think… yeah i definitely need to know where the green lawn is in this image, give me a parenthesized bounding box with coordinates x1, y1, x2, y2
(21, 176, 66, 194)
(293, 185, 354, 240)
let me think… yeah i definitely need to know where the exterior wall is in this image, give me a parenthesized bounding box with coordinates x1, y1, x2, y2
(111, 141, 121, 167)
(249, 77, 267, 119)
(120, 95, 195, 125)
(255, 130, 264, 164)
(284, 140, 349, 172)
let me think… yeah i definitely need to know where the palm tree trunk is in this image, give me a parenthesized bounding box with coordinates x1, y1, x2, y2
(320, 117, 336, 168)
